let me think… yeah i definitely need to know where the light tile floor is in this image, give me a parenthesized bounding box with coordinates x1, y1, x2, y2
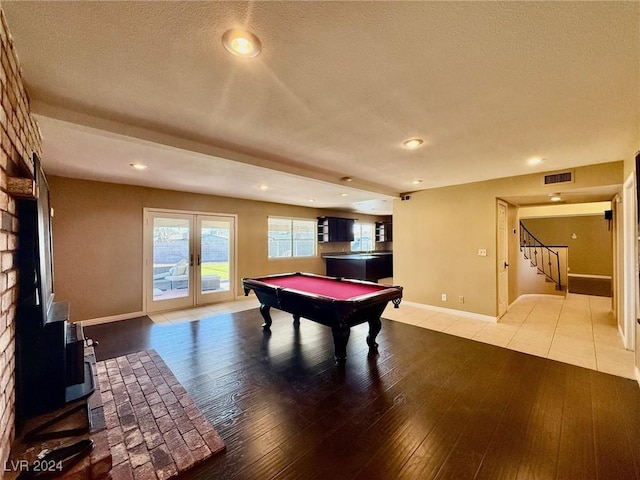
(148, 296, 258, 325)
(149, 293, 637, 380)
(383, 293, 636, 380)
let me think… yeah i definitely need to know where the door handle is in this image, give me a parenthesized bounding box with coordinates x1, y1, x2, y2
(190, 254, 194, 267)
(197, 254, 201, 266)
(504, 262, 509, 268)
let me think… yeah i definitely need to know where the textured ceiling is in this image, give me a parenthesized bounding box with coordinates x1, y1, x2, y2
(2, 1, 638, 214)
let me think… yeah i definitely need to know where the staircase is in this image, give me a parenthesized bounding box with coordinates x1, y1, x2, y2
(519, 221, 564, 291)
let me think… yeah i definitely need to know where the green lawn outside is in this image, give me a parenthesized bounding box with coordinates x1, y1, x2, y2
(201, 262, 229, 281)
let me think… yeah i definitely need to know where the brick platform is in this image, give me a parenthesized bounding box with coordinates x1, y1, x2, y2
(6, 345, 111, 480)
(97, 350, 225, 480)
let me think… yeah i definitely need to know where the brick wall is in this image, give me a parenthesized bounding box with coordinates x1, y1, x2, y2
(0, 8, 42, 473)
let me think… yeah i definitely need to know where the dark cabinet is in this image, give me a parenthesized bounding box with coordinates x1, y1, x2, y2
(318, 216, 355, 243)
(375, 221, 393, 242)
(325, 254, 393, 282)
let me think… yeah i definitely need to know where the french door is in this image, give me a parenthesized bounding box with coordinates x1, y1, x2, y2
(145, 209, 236, 313)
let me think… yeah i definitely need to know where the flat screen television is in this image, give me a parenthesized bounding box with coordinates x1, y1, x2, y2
(15, 152, 55, 329)
(33, 152, 55, 324)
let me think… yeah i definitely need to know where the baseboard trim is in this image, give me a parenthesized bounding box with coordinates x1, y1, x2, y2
(80, 310, 146, 327)
(401, 301, 497, 323)
(567, 273, 612, 280)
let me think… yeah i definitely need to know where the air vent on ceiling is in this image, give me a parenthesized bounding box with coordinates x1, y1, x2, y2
(543, 170, 574, 186)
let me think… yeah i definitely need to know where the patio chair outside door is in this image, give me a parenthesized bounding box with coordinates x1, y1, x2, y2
(144, 209, 236, 313)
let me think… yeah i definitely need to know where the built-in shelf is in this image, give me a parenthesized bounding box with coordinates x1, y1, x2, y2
(375, 221, 393, 242)
(317, 216, 355, 243)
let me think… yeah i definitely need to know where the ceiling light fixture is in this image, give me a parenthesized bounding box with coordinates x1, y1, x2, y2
(341, 177, 353, 182)
(340, 193, 348, 197)
(222, 29, 262, 58)
(411, 179, 423, 185)
(130, 163, 148, 170)
(258, 184, 269, 190)
(402, 138, 424, 149)
(528, 157, 544, 166)
(550, 195, 562, 202)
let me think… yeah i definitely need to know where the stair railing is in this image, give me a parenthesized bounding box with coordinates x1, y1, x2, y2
(519, 221, 562, 291)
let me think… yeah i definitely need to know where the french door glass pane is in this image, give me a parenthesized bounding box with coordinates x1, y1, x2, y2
(152, 217, 190, 300)
(200, 219, 230, 293)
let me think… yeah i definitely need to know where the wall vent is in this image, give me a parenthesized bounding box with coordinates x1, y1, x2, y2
(543, 170, 574, 186)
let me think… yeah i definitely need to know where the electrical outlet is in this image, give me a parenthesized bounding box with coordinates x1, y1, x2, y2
(478, 248, 487, 256)
(459, 296, 464, 303)
(441, 293, 447, 302)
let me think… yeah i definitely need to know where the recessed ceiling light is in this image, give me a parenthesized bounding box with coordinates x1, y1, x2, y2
(222, 29, 262, 58)
(308, 199, 315, 203)
(528, 157, 544, 166)
(550, 195, 562, 202)
(130, 163, 148, 170)
(341, 176, 353, 182)
(340, 193, 348, 197)
(411, 179, 423, 185)
(402, 138, 424, 149)
(258, 185, 268, 190)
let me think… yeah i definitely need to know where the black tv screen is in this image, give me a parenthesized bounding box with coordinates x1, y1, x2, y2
(33, 153, 54, 322)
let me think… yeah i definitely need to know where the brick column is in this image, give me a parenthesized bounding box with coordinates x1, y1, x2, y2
(0, 7, 43, 471)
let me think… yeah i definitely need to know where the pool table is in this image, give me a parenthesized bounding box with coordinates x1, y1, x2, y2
(242, 272, 403, 363)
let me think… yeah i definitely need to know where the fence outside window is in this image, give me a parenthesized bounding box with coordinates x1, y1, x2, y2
(268, 217, 316, 258)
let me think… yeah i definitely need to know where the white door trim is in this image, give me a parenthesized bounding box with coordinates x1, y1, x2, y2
(497, 200, 509, 318)
(143, 207, 238, 314)
(622, 173, 636, 350)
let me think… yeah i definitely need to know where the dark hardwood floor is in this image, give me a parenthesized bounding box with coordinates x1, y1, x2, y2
(85, 308, 640, 480)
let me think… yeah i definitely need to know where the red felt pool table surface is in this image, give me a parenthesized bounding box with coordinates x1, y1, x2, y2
(260, 274, 386, 300)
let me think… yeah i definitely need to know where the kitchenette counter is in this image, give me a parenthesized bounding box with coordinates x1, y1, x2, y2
(321, 251, 393, 282)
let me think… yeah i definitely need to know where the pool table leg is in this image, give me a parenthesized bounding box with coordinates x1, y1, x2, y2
(366, 317, 382, 349)
(292, 315, 300, 327)
(259, 304, 273, 330)
(331, 326, 350, 364)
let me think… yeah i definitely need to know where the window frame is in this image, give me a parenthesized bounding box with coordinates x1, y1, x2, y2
(267, 216, 317, 259)
(351, 222, 375, 252)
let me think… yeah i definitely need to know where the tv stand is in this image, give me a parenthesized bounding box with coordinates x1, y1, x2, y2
(66, 361, 95, 404)
(16, 301, 95, 423)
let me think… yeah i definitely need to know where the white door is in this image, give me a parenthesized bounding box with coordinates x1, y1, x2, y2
(145, 210, 235, 313)
(195, 215, 235, 304)
(497, 200, 509, 318)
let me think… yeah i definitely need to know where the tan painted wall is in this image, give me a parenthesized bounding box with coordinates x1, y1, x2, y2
(520, 202, 611, 218)
(48, 176, 387, 322)
(394, 161, 623, 317)
(517, 247, 568, 297)
(507, 202, 520, 305)
(521, 216, 612, 276)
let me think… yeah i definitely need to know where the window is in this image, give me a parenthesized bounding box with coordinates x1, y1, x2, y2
(351, 223, 374, 252)
(268, 217, 317, 258)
